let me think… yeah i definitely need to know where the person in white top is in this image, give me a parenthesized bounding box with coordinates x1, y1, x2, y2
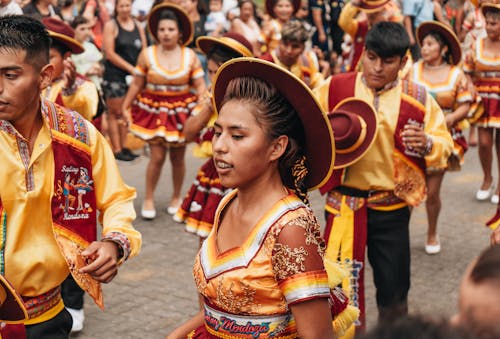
(0, 0, 22, 16)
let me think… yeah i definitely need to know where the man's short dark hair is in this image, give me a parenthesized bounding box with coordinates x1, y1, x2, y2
(70, 15, 89, 29)
(470, 244, 500, 284)
(365, 21, 409, 58)
(0, 15, 50, 70)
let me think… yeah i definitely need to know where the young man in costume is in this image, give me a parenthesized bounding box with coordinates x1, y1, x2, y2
(0, 15, 141, 338)
(260, 19, 324, 89)
(314, 21, 453, 336)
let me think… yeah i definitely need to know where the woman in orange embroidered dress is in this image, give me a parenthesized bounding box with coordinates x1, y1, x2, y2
(167, 58, 358, 339)
(410, 21, 472, 254)
(123, 4, 206, 219)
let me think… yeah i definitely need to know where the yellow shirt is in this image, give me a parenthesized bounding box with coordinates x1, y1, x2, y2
(314, 73, 453, 191)
(269, 50, 324, 90)
(0, 110, 141, 298)
(41, 77, 99, 122)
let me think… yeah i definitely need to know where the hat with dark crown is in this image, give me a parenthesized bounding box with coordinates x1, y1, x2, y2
(148, 3, 193, 46)
(42, 17, 84, 54)
(212, 58, 335, 190)
(417, 21, 462, 65)
(328, 98, 378, 169)
(197, 32, 254, 57)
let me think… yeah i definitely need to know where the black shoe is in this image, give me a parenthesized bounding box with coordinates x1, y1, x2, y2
(122, 147, 139, 159)
(114, 150, 135, 161)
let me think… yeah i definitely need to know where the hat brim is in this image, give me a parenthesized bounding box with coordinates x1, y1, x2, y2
(482, 3, 500, 16)
(212, 58, 335, 190)
(329, 98, 377, 169)
(356, 0, 391, 12)
(416, 21, 462, 65)
(48, 31, 84, 54)
(148, 3, 193, 46)
(265, 0, 301, 18)
(197, 36, 253, 57)
(0, 275, 28, 321)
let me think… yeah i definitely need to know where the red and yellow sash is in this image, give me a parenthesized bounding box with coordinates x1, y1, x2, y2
(0, 100, 102, 324)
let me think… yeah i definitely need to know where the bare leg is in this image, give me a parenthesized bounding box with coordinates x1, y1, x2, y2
(478, 127, 494, 190)
(469, 125, 477, 146)
(495, 129, 500, 196)
(425, 171, 445, 246)
(144, 142, 168, 211)
(168, 145, 186, 209)
(106, 97, 126, 154)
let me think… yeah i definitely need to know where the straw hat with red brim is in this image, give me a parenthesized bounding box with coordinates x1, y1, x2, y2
(482, 2, 500, 16)
(42, 17, 84, 54)
(212, 58, 335, 190)
(328, 98, 377, 169)
(0, 275, 28, 322)
(148, 3, 193, 46)
(197, 32, 254, 57)
(265, 0, 301, 18)
(356, 0, 391, 12)
(417, 21, 462, 65)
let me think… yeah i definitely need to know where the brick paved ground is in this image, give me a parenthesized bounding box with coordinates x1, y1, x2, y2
(73, 145, 494, 339)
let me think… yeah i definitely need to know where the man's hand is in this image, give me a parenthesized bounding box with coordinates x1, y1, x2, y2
(491, 227, 500, 246)
(80, 241, 120, 283)
(402, 123, 428, 155)
(62, 57, 77, 90)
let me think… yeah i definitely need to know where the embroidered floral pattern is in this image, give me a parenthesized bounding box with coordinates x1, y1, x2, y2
(272, 210, 327, 280)
(272, 243, 308, 280)
(215, 278, 258, 314)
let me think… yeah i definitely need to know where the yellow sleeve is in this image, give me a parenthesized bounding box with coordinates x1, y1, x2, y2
(88, 123, 142, 260)
(62, 80, 99, 121)
(424, 94, 454, 171)
(338, 3, 360, 39)
(313, 77, 331, 112)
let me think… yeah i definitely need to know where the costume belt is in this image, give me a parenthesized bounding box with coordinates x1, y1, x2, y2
(22, 286, 63, 321)
(203, 303, 297, 339)
(328, 187, 407, 212)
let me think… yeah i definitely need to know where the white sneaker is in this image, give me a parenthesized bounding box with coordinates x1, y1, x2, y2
(476, 185, 494, 201)
(492, 194, 499, 204)
(66, 307, 84, 333)
(425, 235, 441, 255)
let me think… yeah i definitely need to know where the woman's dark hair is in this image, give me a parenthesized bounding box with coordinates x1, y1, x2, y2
(70, 15, 90, 29)
(158, 9, 183, 34)
(365, 21, 409, 58)
(422, 31, 452, 64)
(206, 45, 243, 64)
(221, 76, 309, 204)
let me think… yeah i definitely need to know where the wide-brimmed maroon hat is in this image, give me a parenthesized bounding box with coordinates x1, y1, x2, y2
(356, 0, 391, 12)
(0, 275, 28, 321)
(482, 1, 500, 16)
(417, 21, 462, 65)
(328, 98, 377, 169)
(212, 58, 335, 190)
(265, 0, 301, 18)
(147, 3, 193, 46)
(197, 32, 254, 57)
(42, 17, 84, 54)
